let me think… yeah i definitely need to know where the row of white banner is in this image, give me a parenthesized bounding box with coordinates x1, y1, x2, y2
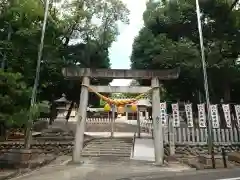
(159, 103, 240, 128)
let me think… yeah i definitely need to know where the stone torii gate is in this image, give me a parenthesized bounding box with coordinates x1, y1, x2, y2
(62, 67, 180, 165)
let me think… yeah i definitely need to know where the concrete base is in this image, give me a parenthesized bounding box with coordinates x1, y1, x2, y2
(67, 160, 84, 166)
(199, 155, 224, 165)
(131, 138, 155, 162)
(166, 155, 178, 162)
(228, 152, 240, 163)
(198, 154, 228, 168)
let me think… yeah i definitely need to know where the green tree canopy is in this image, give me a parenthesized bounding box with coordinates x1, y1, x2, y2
(131, 0, 240, 103)
(0, 0, 129, 104)
(0, 0, 130, 129)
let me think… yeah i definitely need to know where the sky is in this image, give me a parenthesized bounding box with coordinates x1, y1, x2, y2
(109, 0, 147, 86)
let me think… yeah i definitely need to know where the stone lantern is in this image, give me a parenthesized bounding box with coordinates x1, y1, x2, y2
(54, 94, 70, 119)
(136, 98, 151, 120)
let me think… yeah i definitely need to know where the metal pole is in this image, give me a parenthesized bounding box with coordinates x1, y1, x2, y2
(24, 0, 50, 149)
(196, 0, 215, 168)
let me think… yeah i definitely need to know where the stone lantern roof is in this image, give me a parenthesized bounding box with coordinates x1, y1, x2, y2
(135, 99, 151, 107)
(54, 94, 69, 103)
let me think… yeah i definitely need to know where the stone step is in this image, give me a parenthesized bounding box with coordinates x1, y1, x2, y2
(89, 138, 132, 141)
(82, 149, 132, 153)
(85, 144, 132, 148)
(81, 153, 131, 157)
(88, 140, 132, 142)
(82, 138, 133, 158)
(87, 142, 132, 145)
(83, 148, 131, 152)
(86, 144, 132, 147)
(84, 147, 131, 151)
(86, 145, 132, 148)
(87, 141, 132, 143)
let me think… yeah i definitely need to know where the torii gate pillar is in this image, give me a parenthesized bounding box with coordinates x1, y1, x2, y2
(73, 76, 89, 163)
(151, 77, 163, 165)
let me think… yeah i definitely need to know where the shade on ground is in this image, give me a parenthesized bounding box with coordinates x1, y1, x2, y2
(131, 138, 155, 162)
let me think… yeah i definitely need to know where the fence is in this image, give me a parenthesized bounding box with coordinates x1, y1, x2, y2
(139, 119, 240, 145)
(86, 117, 112, 124)
(84, 117, 240, 145)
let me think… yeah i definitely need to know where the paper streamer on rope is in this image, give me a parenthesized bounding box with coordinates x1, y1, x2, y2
(185, 104, 194, 127)
(171, 103, 180, 127)
(222, 104, 232, 128)
(234, 105, 240, 128)
(210, 104, 220, 128)
(197, 104, 206, 128)
(160, 102, 167, 126)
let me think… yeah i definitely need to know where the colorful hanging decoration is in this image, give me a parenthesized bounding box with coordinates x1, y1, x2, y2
(222, 104, 232, 128)
(185, 104, 194, 127)
(160, 102, 167, 126)
(234, 105, 240, 128)
(104, 103, 111, 112)
(130, 103, 137, 112)
(117, 106, 125, 114)
(171, 103, 180, 127)
(197, 104, 206, 128)
(210, 104, 220, 128)
(82, 84, 154, 106)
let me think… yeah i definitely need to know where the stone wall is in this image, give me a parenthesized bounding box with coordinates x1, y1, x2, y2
(0, 142, 74, 155)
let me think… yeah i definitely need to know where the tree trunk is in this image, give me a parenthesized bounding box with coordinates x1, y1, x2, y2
(65, 101, 74, 124)
(49, 101, 57, 125)
(1, 24, 12, 69)
(223, 82, 231, 103)
(0, 121, 7, 140)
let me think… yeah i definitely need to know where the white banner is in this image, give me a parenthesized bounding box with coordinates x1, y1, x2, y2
(171, 103, 180, 127)
(222, 104, 232, 128)
(210, 104, 220, 128)
(160, 102, 167, 126)
(234, 105, 240, 128)
(185, 104, 194, 127)
(197, 104, 206, 128)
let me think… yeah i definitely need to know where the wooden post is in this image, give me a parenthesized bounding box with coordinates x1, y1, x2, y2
(72, 76, 89, 163)
(169, 116, 175, 155)
(137, 108, 141, 138)
(111, 105, 115, 137)
(151, 77, 164, 165)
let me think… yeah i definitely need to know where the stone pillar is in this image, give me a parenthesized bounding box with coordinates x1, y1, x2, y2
(140, 112, 143, 120)
(151, 77, 164, 165)
(72, 76, 89, 163)
(146, 111, 149, 119)
(168, 117, 175, 156)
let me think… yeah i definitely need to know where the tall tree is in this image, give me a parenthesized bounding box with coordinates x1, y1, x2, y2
(0, 0, 129, 105)
(131, 0, 240, 103)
